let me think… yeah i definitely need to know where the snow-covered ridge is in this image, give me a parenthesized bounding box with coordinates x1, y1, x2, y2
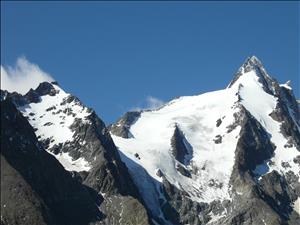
(111, 56, 300, 214)
(2, 56, 299, 224)
(231, 68, 299, 179)
(18, 82, 92, 172)
(112, 87, 243, 204)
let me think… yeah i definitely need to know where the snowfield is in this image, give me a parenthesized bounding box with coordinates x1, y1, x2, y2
(112, 87, 242, 203)
(19, 84, 91, 172)
(112, 56, 300, 211)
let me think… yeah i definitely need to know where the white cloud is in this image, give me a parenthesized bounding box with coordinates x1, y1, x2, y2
(131, 96, 165, 111)
(146, 96, 164, 109)
(1, 56, 54, 95)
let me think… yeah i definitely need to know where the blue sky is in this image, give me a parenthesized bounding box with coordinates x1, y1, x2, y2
(1, 1, 299, 123)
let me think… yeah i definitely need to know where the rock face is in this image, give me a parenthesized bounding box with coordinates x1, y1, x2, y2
(170, 124, 192, 165)
(1, 84, 150, 225)
(1, 100, 101, 225)
(108, 111, 141, 138)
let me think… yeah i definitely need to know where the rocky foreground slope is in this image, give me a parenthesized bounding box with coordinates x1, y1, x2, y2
(1, 56, 299, 225)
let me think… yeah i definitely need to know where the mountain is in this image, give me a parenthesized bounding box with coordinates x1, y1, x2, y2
(1, 83, 150, 224)
(1, 99, 102, 225)
(109, 56, 300, 224)
(1, 56, 299, 225)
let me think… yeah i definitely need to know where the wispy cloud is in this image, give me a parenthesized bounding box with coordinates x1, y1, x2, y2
(146, 96, 164, 109)
(1, 56, 54, 95)
(131, 96, 165, 111)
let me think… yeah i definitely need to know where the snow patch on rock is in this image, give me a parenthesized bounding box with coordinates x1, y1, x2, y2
(49, 151, 91, 172)
(19, 83, 91, 171)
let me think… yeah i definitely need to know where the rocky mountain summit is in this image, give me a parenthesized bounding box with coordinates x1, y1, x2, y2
(110, 56, 300, 224)
(1, 56, 299, 225)
(1, 83, 150, 225)
(1, 100, 102, 225)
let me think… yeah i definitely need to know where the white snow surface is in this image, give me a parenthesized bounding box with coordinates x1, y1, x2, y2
(280, 83, 292, 90)
(294, 197, 300, 215)
(112, 87, 242, 203)
(19, 83, 91, 172)
(112, 65, 300, 210)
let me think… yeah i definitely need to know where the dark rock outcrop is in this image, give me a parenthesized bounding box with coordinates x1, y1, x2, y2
(1, 93, 151, 225)
(227, 104, 299, 225)
(108, 111, 141, 138)
(231, 107, 275, 176)
(1, 100, 102, 225)
(170, 124, 192, 165)
(35, 82, 59, 96)
(269, 86, 300, 149)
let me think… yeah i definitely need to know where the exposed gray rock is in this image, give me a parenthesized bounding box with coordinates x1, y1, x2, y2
(269, 86, 300, 150)
(216, 118, 222, 127)
(25, 88, 41, 103)
(226, 103, 300, 225)
(134, 153, 141, 159)
(35, 82, 59, 96)
(2, 91, 28, 106)
(226, 106, 244, 133)
(231, 106, 275, 176)
(1, 100, 102, 225)
(170, 124, 192, 165)
(293, 155, 300, 166)
(160, 177, 230, 225)
(99, 195, 149, 225)
(213, 135, 222, 144)
(108, 111, 141, 138)
(175, 163, 191, 178)
(1, 86, 151, 225)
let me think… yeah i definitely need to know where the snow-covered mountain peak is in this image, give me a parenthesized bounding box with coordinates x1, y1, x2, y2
(109, 57, 300, 223)
(30, 81, 59, 94)
(35, 81, 59, 95)
(239, 55, 265, 74)
(2, 81, 94, 172)
(244, 55, 262, 66)
(228, 56, 280, 97)
(2, 56, 300, 224)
